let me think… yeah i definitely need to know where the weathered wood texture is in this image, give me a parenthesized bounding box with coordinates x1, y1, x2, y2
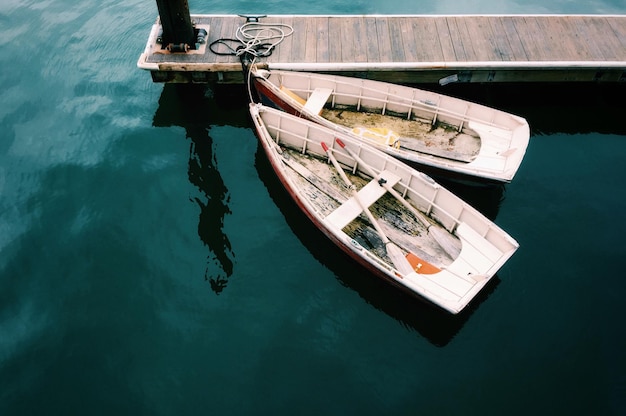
(139, 14, 626, 83)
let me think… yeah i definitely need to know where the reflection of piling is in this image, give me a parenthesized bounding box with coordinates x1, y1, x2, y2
(155, 0, 195, 51)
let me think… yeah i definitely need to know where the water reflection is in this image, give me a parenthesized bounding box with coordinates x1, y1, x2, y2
(255, 146, 499, 347)
(153, 84, 235, 294)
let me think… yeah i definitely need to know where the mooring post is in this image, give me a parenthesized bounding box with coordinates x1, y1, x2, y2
(155, 0, 195, 51)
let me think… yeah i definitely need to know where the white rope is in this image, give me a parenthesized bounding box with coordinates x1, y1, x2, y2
(235, 22, 294, 57)
(246, 57, 259, 103)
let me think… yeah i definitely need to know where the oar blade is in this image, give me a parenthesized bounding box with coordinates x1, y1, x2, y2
(386, 242, 415, 276)
(429, 227, 462, 259)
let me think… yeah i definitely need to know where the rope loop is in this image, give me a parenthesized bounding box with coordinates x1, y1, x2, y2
(209, 22, 294, 58)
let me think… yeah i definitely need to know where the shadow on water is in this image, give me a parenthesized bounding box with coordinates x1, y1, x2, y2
(429, 82, 626, 136)
(152, 84, 243, 294)
(254, 145, 499, 347)
(151, 81, 624, 338)
(407, 82, 626, 219)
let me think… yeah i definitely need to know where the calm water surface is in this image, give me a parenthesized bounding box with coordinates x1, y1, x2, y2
(1, 0, 625, 415)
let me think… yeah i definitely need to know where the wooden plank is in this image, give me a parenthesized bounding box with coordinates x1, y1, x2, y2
(435, 17, 456, 62)
(387, 17, 406, 62)
(510, 16, 544, 61)
(458, 16, 479, 60)
(219, 15, 239, 64)
(315, 16, 330, 63)
(445, 17, 467, 61)
(542, 15, 589, 61)
(203, 16, 220, 64)
(531, 16, 564, 61)
(466, 16, 501, 61)
(487, 16, 513, 61)
(399, 17, 419, 63)
(304, 17, 318, 63)
(498, 16, 528, 61)
(561, 15, 590, 59)
(196, 16, 221, 64)
(157, 62, 243, 72)
(375, 17, 394, 62)
(523, 16, 552, 60)
(586, 16, 624, 61)
(365, 16, 381, 63)
(276, 16, 294, 63)
(217, 16, 234, 43)
(353, 17, 369, 62)
(208, 16, 225, 64)
(607, 17, 626, 54)
(328, 16, 342, 62)
(290, 17, 308, 62)
(567, 16, 605, 61)
(546, 16, 591, 61)
(339, 17, 353, 63)
(411, 17, 443, 62)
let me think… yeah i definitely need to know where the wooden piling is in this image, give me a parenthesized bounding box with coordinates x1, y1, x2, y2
(155, 0, 195, 47)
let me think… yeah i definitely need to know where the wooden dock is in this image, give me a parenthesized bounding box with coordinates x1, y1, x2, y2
(137, 14, 626, 85)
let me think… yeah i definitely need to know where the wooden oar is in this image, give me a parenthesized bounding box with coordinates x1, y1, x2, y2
(280, 153, 441, 272)
(321, 141, 415, 276)
(335, 138, 462, 259)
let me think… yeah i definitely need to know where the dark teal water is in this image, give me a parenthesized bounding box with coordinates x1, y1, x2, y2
(1, 1, 626, 415)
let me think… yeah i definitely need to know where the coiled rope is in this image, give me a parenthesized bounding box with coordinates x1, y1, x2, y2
(209, 22, 294, 58)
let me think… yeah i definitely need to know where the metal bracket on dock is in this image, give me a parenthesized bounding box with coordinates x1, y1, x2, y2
(239, 14, 266, 23)
(439, 71, 472, 86)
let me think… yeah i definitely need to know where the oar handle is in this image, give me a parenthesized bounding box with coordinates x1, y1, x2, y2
(321, 142, 354, 191)
(335, 138, 348, 148)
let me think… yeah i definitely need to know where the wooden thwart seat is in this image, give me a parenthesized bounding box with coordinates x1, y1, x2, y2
(325, 170, 401, 230)
(303, 88, 333, 115)
(279, 86, 333, 115)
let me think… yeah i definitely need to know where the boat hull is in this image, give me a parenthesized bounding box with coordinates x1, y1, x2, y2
(251, 69, 530, 184)
(254, 79, 482, 185)
(248, 103, 519, 314)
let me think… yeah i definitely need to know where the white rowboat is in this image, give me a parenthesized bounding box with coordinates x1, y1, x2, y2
(251, 68, 530, 183)
(249, 103, 519, 314)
